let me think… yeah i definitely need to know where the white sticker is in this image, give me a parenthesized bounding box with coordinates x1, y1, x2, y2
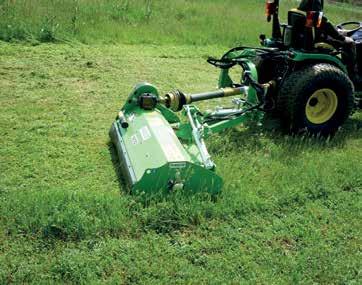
(127, 113, 135, 122)
(170, 162, 187, 169)
(152, 125, 186, 162)
(147, 117, 164, 126)
(131, 134, 139, 145)
(139, 126, 152, 141)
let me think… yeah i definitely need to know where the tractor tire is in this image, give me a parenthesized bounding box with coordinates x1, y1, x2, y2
(278, 63, 355, 136)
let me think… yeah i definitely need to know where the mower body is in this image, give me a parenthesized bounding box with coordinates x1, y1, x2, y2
(109, 83, 223, 196)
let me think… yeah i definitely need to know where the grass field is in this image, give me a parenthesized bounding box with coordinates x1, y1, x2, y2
(1, 0, 362, 45)
(1, 43, 361, 284)
(1, 0, 362, 284)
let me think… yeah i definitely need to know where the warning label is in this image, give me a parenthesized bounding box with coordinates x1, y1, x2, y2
(130, 134, 139, 145)
(139, 126, 152, 142)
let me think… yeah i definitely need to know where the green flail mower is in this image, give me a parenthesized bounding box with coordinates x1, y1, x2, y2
(110, 1, 362, 196)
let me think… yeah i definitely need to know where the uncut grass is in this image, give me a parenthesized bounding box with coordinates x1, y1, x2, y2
(0, 43, 361, 284)
(1, 0, 362, 45)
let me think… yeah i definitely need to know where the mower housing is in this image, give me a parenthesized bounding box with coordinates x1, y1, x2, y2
(110, 83, 223, 196)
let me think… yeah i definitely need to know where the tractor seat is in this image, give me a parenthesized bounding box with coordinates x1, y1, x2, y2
(288, 9, 305, 26)
(287, 9, 308, 49)
(287, 9, 336, 53)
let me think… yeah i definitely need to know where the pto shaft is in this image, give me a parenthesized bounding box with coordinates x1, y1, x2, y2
(164, 86, 248, 112)
(190, 87, 247, 102)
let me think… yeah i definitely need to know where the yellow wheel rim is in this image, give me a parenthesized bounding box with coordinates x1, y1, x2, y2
(305, 88, 338, 124)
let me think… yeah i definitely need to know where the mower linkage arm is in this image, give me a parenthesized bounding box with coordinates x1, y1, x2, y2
(184, 105, 215, 170)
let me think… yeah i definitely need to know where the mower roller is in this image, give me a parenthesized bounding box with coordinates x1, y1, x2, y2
(110, 0, 362, 195)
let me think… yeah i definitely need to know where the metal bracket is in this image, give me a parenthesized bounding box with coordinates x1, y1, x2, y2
(184, 105, 215, 170)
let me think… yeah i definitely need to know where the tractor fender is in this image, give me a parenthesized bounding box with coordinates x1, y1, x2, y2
(291, 52, 347, 73)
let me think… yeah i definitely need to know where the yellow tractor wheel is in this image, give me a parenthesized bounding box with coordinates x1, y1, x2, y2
(305, 88, 338, 125)
(278, 63, 355, 136)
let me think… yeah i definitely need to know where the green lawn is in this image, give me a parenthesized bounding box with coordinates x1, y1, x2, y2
(1, 0, 362, 45)
(0, 42, 361, 284)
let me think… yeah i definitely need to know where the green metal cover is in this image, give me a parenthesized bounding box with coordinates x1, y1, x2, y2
(292, 51, 347, 72)
(110, 107, 222, 196)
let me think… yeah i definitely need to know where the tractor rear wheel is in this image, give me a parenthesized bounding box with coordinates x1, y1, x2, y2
(278, 63, 355, 136)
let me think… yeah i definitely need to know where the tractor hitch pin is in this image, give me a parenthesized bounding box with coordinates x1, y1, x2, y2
(232, 98, 244, 109)
(185, 105, 214, 170)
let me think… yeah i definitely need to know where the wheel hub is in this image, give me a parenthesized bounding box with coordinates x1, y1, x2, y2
(305, 88, 338, 125)
(309, 97, 318, 107)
